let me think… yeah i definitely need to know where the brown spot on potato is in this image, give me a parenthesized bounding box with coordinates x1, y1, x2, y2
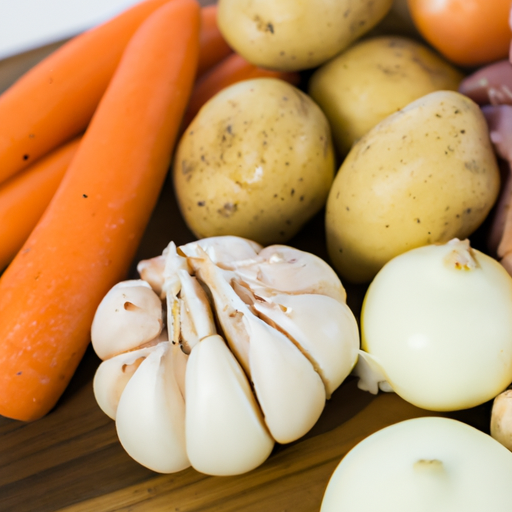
(218, 202, 238, 217)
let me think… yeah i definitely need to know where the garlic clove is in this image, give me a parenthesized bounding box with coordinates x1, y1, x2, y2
(162, 241, 189, 298)
(93, 345, 154, 419)
(179, 235, 263, 266)
(137, 254, 166, 296)
(172, 341, 188, 400)
(245, 314, 327, 444)
(191, 246, 327, 443)
(230, 245, 347, 303)
(115, 341, 190, 473)
(189, 251, 252, 374)
(91, 280, 163, 360)
(253, 293, 360, 397)
(162, 242, 189, 344)
(176, 269, 217, 352)
(185, 334, 274, 476)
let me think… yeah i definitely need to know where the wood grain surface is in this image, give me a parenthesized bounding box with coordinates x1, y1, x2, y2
(0, 3, 495, 511)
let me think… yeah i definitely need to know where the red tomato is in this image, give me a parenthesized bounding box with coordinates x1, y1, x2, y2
(407, 0, 512, 67)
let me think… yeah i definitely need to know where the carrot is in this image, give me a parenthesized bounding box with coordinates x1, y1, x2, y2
(0, 0, 227, 186)
(196, 3, 233, 76)
(0, 0, 200, 422)
(182, 52, 301, 128)
(0, 138, 80, 273)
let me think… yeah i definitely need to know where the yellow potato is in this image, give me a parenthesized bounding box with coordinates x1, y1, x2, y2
(309, 36, 464, 156)
(173, 78, 335, 245)
(217, 0, 394, 72)
(325, 90, 500, 283)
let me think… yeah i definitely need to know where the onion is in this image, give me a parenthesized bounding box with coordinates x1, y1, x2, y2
(354, 238, 512, 410)
(321, 416, 512, 512)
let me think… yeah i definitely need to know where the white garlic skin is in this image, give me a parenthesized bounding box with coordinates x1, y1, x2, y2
(360, 239, 512, 411)
(320, 417, 512, 512)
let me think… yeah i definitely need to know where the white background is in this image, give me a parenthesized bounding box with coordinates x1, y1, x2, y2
(0, 0, 143, 59)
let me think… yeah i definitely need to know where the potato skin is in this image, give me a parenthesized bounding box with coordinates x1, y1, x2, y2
(173, 78, 335, 246)
(325, 90, 500, 283)
(309, 36, 464, 156)
(217, 0, 393, 72)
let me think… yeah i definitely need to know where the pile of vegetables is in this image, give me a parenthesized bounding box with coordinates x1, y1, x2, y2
(0, 0, 299, 422)
(2, 0, 512, 506)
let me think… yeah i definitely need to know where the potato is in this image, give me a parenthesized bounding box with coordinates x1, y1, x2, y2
(309, 36, 464, 156)
(325, 90, 500, 283)
(173, 78, 335, 245)
(216, 0, 394, 72)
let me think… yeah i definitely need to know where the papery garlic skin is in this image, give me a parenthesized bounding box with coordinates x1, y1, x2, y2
(180, 235, 262, 265)
(185, 334, 274, 475)
(91, 280, 163, 359)
(225, 245, 347, 303)
(320, 417, 512, 512)
(359, 239, 512, 411)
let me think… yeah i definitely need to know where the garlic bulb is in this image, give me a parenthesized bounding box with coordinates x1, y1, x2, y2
(91, 236, 359, 475)
(320, 417, 512, 512)
(354, 238, 512, 411)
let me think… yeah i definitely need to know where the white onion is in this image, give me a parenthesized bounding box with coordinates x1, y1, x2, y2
(321, 417, 512, 512)
(355, 238, 512, 410)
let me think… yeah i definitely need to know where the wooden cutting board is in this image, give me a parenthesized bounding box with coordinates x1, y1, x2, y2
(0, 2, 494, 511)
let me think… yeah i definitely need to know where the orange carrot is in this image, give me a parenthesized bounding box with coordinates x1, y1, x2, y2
(0, 0, 200, 422)
(196, 4, 232, 76)
(0, 0, 227, 186)
(182, 52, 301, 129)
(0, 138, 80, 273)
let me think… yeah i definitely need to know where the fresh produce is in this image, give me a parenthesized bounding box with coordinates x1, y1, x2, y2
(182, 53, 300, 129)
(0, 137, 80, 272)
(92, 236, 360, 474)
(0, 0, 200, 422)
(406, 0, 512, 67)
(458, 61, 512, 275)
(459, 60, 512, 107)
(0, 1, 228, 186)
(321, 417, 512, 512)
(216, 0, 394, 72)
(326, 90, 500, 283)
(195, 4, 232, 76)
(173, 77, 335, 245)
(354, 239, 512, 411)
(491, 387, 512, 451)
(479, 105, 512, 273)
(308, 35, 463, 156)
